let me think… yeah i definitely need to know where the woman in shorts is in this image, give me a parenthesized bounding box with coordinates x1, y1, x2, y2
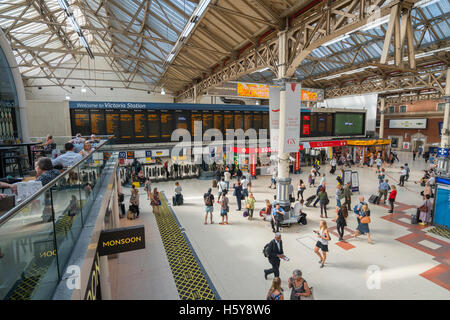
(313, 220, 331, 268)
(219, 190, 229, 225)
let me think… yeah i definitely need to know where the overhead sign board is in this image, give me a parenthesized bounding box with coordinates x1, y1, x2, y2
(282, 82, 301, 153)
(389, 119, 427, 129)
(237, 83, 269, 98)
(437, 148, 449, 158)
(98, 225, 146, 256)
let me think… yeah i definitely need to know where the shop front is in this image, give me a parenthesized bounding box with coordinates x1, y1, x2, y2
(344, 139, 391, 164)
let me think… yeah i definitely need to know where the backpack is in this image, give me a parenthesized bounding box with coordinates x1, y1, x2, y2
(263, 242, 271, 258)
(204, 193, 213, 206)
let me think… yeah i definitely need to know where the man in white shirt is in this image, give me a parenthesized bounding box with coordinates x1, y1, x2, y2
(218, 178, 227, 201)
(241, 177, 249, 199)
(399, 166, 407, 186)
(52, 143, 83, 168)
(224, 170, 231, 190)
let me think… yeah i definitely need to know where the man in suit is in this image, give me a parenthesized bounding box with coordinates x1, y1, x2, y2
(264, 233, 286, 279)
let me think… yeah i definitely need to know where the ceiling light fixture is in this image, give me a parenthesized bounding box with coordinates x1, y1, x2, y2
(57, 0, 94, 59)
(81, 87, 87, 93)
(161, 88, 166, 95)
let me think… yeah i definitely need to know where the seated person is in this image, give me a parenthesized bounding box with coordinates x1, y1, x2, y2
(36, 157, 61, 186)
(52, 142, 83, 168)
(70, 133, 85, 145)
(79, 141, 93, 158)
(137, 170, 146, 184)
(260, 199, 272, 220)
(173, 181, 183, 205)
(293, 200, 305, 216)
(88, 134, 100, 144)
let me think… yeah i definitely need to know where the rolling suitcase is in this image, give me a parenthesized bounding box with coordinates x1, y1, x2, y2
(368, 194, 379, 204)
(305, 195, 316, 207)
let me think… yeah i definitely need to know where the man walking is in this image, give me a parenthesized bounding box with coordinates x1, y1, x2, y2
(271, 203, 285, 233)
(377, 179, 390, 204)
(399, 166, 407, 187)
(264, 233, 286, 280)
(343, 182, 352, 211)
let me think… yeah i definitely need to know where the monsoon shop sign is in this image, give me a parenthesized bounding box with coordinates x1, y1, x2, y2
(98, 225, 145, 256)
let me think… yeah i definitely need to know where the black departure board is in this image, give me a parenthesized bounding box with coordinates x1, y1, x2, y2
(316, 113, 333, 136)
(175, 111, 189, 130)
(244, 112, 253, 131)
(90, 109, 105, 135)
(234, 112, 243, 131)
(72, 109, 90, 136)
(301, 114, 311, 137)
(160, 111, 173, 140)
(119, 110, 133, 140)
(105, 110, 120, 137)
(134, 110, 147, 141)
(253, 112, 262, 132)
(224, 111, 234, 139)
(147, 110, 160, 139)
(203, 111, 213, 135)
(213, 111, 223, 134)
(191, 111, 202, 139)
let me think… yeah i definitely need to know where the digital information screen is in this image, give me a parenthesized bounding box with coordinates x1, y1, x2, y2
(72, 109, 90, 136)
(253, 113, 262, 132)
(147, 111, 160, 139)
(175, 112, 188, 130)
(203, 112, 213, 134)
(134, 110, 147, 140)
(234, 112, 243, 131)
(90, 110, 105, 135)
(316, 113, 333, 136)
(105, 110, 120, 137)
(214, 111, 223, 133)
(191, 112, 202, 139)
(120, 111, 133, 140)
(301, 114, 311, 137)
(244, 112, 253, 131)
(160, 111, 173, 139)
(334, 113, 364, 136)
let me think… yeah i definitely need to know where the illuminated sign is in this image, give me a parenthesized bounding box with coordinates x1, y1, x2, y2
(389, 119, 427, 129)
(237, 83, 269, 98)
(301, 90, 318, 101)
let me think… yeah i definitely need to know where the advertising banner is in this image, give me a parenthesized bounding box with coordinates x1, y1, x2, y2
(269, 86, 280, 151)
(250, 153, 257, 177)
(351, 171, 359, 192)
(237, 83, 269, 98)
(389, 119, 427, 129)
(282, 82, 301, 153)
(98, 225, 146, 256)
(295, 152, 300, 172)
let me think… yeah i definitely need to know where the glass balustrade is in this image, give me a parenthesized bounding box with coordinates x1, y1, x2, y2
(0, 136, 115, 300)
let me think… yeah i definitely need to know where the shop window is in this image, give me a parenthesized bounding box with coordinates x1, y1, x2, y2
(388, 106, 395, 113)
(437, 103, 445, 111)
(400, 105, 407, 113)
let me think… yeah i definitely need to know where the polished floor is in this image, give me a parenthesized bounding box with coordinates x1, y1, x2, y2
(109, 152, 449, 300)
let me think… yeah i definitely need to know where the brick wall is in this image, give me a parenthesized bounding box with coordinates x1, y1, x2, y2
(387, 99, 444, 112)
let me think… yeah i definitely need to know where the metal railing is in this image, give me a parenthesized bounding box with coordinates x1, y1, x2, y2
(0, 136, 114, 300)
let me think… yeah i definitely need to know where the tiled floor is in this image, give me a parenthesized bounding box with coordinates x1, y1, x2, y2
(109, 153, 449, 299)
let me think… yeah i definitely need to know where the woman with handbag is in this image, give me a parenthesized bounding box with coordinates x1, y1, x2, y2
(297, 179, 306, 201)
(352, 204, 373, 244)
(245, 193, 256, 220)
(314, 220, 331, 268)
(418, 194, 432, 226)
(150, 187, 161, 215)
(288, 269, 311, 300)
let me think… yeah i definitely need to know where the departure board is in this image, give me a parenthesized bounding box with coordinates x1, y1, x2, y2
(90, 109, 105, 135)
(191, 111, 202, 139)
(213, 111, 223, 134)
(253, 112, 262, 132)
(244, 112, 253, 131)
(72, 109, 90, 136)
(175, 111, 188, 130)
(316, 113, 333, 136)
(147, 110, 160, 139)
(234, 112, 243, 130)
(224, 111, 234, 139)
(301, 114, 311, 137)
(134, 110, 147, 140)
(105, 110, 120, 137)
(203, 111, 213, 135)
(160, 111, 173, 140)
(262, 112, 269, 130)
(120, 110, 133, 140)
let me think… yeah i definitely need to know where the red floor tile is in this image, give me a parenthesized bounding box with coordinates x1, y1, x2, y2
(420, 264, 450, 291)
(336, 241, 356, 250)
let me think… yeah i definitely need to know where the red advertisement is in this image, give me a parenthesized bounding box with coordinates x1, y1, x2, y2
(250, 154, 257, 177)
(308, 140, 347, 148)
(294, 152, 300, 172)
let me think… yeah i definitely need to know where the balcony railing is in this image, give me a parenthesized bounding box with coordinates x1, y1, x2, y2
(0, 136, 114, 300)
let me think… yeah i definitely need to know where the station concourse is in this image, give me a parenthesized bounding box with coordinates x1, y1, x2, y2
(0, 0, 449, 302)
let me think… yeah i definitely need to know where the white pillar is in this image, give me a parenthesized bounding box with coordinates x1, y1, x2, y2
(276, 30, 291, 208)
(441, 68, 450, 148)
(379, 97, 385, 139)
